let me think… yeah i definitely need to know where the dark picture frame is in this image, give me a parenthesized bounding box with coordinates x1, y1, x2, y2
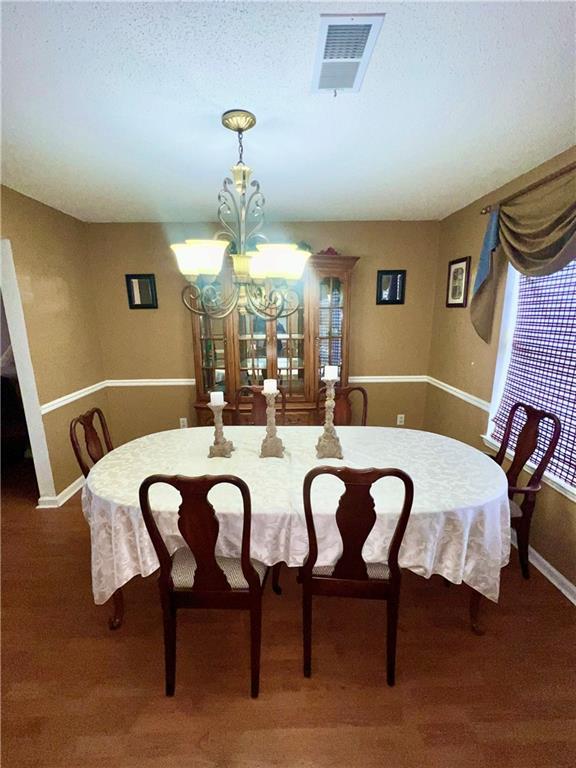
(125, 274, 158, 309)
(446, 257, 471, 308)
(376, 270, 406, 305)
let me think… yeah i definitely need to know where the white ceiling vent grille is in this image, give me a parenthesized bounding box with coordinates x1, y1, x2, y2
(323, 24, 371, 60)
(312, 14, 385, 93)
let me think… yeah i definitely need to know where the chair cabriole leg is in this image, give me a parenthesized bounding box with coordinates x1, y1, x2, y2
(162, 598, 176, 696)
(272, 563, 283, 595)
(516, 516, 531, 579)
(469, 589, 484, 636)
(250, 597, 262, 698)
(303, 584, 312, 678)
(108, 587, 124, 630)
(386, 592, 399, 686)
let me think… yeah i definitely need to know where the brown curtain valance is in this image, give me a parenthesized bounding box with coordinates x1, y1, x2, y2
(499, 165, 576, 276)
(470, 163, 576, 342)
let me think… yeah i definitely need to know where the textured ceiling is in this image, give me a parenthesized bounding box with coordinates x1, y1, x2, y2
(2, 1, 575, 222)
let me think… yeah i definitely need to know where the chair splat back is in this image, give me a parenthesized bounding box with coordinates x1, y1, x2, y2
(69, 407, 113, 478)
(139, 474, 260, 593)
(234, 385, 287, 426)
(303, 466, 414, 581)
(317, 385, 368, 426)
(495, 403, 561, 491)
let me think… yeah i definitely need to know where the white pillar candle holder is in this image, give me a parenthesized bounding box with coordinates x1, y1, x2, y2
(316, 378, 343, 459)
(260, 391, 285, 458)
(207, 402, 234, 458)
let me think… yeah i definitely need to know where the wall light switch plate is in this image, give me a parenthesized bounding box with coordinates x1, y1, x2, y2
(396, 414, 405, 426)
(179, 417, 188, 429)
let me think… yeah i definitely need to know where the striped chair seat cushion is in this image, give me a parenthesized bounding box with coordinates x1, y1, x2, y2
(313, 562, 390, 580)
(171, 547, 267, 591)
(510, 500, 523, 518)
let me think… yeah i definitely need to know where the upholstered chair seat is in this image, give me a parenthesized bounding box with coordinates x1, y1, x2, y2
(509, 500, 523, 519)
(171, 548, 267, 591)
(312, 562, 390, 579)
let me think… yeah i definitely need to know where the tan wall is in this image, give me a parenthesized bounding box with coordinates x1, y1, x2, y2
(1, 187, 109, 493)
(84, 224, 195, 380)
(425, 147, 576, 583)
(1, 187, 104, 403)
(106, 385, 197, 446)
(361, 382, 427, 430)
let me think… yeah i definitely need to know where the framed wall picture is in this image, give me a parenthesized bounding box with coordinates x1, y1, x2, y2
(376, 270, 406, 305)
(446, 257, 471, 308)
(125, 274, 158, 309)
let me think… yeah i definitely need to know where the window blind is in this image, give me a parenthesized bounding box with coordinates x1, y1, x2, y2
(491, 259, 576, 486)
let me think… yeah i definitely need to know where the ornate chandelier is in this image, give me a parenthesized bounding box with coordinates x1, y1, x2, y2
(171, 109, 311, 320)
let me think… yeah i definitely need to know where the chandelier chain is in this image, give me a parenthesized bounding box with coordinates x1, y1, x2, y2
(237, 131, 244, 164)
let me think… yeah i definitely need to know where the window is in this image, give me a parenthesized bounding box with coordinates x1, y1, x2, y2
(490, 260, 576, 488)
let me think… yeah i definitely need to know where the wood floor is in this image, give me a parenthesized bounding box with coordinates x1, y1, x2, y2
(2, 471, 576, 768)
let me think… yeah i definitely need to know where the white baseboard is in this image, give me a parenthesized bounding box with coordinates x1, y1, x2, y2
(510, 530, 576, 606)
(37, 475, 84, 509)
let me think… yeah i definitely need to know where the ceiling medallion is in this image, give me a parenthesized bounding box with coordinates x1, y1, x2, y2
(171, 110, 311, 320)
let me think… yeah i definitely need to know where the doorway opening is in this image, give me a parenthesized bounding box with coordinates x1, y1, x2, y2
(1, 239, 55, 505)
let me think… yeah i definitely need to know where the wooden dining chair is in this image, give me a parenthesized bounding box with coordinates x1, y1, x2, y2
(301, 466, 414, 686)
(490, 402, 561, 579)
(70, 407, 113, 479)
(316, 385, 368, 426)
(139, 474, 268, 698)
(233, 385, 287, 426)
(70, 407, 124, 631)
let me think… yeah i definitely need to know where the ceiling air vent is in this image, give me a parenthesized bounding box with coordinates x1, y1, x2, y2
(312, 14, 385, 93)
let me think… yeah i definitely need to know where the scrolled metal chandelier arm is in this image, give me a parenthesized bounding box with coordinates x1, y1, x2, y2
(181, 282, 240, 319)
(244, 282, 300, 320)
(245, 180, 265, 244)
(217, 178, 241, 243)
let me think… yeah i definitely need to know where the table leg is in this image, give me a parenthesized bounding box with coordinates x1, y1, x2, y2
(469, 588, 485, 636)
(108, 587, 124, 630)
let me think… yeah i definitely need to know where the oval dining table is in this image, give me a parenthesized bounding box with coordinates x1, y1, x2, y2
(82, 425, 511, 632)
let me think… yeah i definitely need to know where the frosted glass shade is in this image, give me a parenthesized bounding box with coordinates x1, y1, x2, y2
(248, 243, 311, 280)
(170, 239, 228, 277)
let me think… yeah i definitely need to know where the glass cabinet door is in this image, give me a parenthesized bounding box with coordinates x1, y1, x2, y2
(238, 312, 269, 386)
(199, 314, 226, 393)
(318, 276, 343, 375)
(277, 281, 305, 397)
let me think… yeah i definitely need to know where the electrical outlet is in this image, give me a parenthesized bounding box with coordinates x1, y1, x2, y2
(179, 417, 188, 429)
(396, 414, 405, 426)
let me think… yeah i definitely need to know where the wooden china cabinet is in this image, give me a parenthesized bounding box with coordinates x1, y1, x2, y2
(191, 249, 358, 425)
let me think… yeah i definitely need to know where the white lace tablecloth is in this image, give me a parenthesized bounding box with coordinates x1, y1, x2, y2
(82, 426, 510, 605)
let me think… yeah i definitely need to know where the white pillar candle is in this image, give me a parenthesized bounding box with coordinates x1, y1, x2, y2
(209, 391, 224, 405)
(323, 365, 339, 380)
(263, 378, 278, 394)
